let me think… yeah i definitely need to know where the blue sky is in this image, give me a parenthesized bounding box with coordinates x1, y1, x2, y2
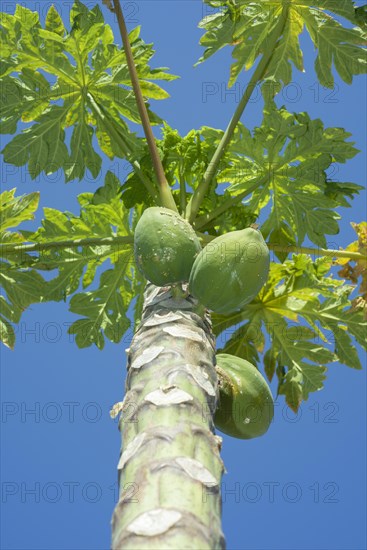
(1, 1, 366, 549)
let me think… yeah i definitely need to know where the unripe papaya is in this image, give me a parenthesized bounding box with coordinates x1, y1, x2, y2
(134, 207, 202, 286)
(189, 228, 269, 314)
(214, 353, 274, 439)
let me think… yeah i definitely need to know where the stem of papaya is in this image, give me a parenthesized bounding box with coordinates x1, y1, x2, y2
(112, 284, 224, 549)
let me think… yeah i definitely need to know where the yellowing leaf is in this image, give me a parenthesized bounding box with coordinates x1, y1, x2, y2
(337, 222, 367, 317)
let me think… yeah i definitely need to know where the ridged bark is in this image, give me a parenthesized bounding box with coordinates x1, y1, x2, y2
(112, 283, 225, 549)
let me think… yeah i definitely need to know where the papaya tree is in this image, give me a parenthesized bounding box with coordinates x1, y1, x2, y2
(1, 0, 366, 548)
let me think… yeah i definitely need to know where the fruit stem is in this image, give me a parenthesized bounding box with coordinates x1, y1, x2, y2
(186, 5, 289, 223)
(170, 284, 187, 300)
(112, 0, 178, 212)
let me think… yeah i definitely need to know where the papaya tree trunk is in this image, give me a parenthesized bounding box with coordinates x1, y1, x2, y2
(112, 283, 225, 549)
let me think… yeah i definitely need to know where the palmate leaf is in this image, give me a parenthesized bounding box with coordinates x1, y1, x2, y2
(28, 171, 133, 298)
(121, 110, 361, 251)
(0, 2, 176, 181)
(0, 188, 39, 236)
(212, 255, 367, 411)
(198, 0, 366, 88)
(216, 101, 362, 253)
(30, 171, 136, 348)
(68, 254, 133, 349)
(1, 175, 136, 349)
(0, 189, 46, 348)
(0, 269, 46, 349)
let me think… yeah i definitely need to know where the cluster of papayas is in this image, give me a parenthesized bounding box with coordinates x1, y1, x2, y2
(188, 228, 270, 314)
(134, 209, 269, 314)
(134, 207, 201, 286)
(214, 354, 274, 439)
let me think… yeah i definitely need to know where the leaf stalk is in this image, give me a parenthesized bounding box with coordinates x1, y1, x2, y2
(186, 5, 289, 223)
(112, 0, 177, 211)
(197, 233, 365, 261)
(0, 236, 134, 258)
(2, 236, 365, 262)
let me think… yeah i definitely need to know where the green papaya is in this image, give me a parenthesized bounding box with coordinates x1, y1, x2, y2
(134, 207, 202, 286)
(189, 227, 269, 314)
(214, 354, 274, 439)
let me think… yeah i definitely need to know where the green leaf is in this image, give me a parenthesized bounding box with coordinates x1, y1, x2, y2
(0, 266, 46, 348)
(32, 172, 131, 244)
(198, 1, 366, 88)
(0, 177, 139, 348)
(0, 268, 45, 315)
(354, 4, 367, 29)
(0, 1, 177, 181)
(28, 171, 133, 300)
(264, 347, 277, 382)
(212, 255, 366, 410)
(0, 314, 15, 350)
(68, 255, 133, 349)
(278, 367, 304, 413)
(216, 318, 262, 366)
(0, 189, 47, 348)
(66, 115, 102, 181)
(2, 107, 69, 179)
(217, 103, 361, 250)
(0, 188, 39, 233)
(302, 5, 367, 87)
(45, 5, 66, 36)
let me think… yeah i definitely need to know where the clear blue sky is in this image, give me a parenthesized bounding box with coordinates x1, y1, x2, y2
(1, 2, 366, 549)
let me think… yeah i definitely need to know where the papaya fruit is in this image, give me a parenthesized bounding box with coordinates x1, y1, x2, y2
(134, 207, 202, 286)
(189, 228, 269, 314)
(214, 353, 274, 439)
